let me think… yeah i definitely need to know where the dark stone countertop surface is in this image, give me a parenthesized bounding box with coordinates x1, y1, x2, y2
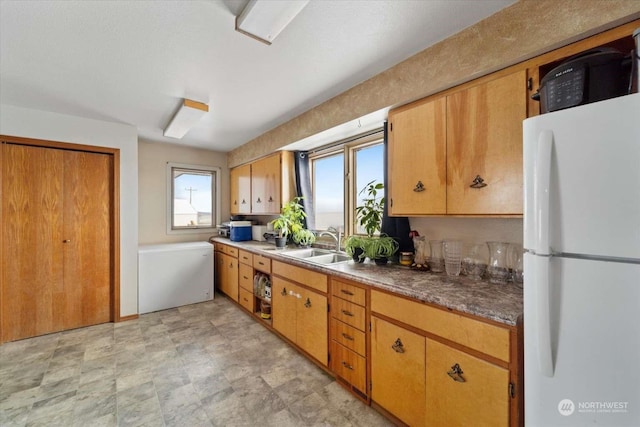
(212, 238, 523, 326)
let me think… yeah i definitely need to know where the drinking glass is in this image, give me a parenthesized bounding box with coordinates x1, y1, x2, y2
(443, 240, 463, 276)
(428, 240, 444, 273)
(487, 241, 511, 284)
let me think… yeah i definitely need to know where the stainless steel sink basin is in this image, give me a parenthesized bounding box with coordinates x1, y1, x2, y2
(281, 248, 350, 264)
(306, 253, 351, 264)
(281, 248, 333, 258)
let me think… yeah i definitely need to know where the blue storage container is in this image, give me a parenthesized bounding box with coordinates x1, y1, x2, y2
(230, 221, 252, 241)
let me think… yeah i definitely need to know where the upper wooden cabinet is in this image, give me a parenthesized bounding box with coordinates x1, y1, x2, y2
(446, 70, 526, 215)
(388, 97, 446, 216)
(230, 151, 295, 215)
(230, 163, 251, 215)
(388, 70, 527, 216)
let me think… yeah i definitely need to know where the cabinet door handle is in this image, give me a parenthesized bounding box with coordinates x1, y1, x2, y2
(256, 197, 262, 203)
(341, 309, 354, 317)
(413, 180, 425, 192)
(341, 361, 354, 370)
(391, 338, 405, 353)
(341, 332, 354, 341)
(281, 287, 287, 296)
(228, 262, 233, 268)
(241, 199, 246, 205)
(447, 363, 466, 382)
(268, 196, 274, 203)
(304, 298, 311, 308)
(470, 175, 487, 189)
(63, 239, 71, 243)
(340, 289, 354, 296)
(234, 200, 238, 205)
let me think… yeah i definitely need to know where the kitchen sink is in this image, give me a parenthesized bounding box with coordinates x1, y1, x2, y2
(281, 248, 351, 264)
(305, 253, 351, 264)
(281, 248, 334, 258)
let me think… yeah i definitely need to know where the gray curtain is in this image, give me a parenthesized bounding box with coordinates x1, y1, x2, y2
(294, 151, 315, 230)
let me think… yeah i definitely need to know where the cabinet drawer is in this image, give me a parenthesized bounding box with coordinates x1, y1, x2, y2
(272, 261, 327, 293)
(426, 339, 509, 427)
(331, 318, 366, 356)
(371, 290, 510, 362)
(238, 250, 253, 265)
(253, 254, 271, 274)
(331, 279, 365, 306)
(225, 245, 238, 257)
(238, 287, 254, 313)
(331, 341, 366, 394)
(331, 297, 366, 331)
(238, 263, 253, 291)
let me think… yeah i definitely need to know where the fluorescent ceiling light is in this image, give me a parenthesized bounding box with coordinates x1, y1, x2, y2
(236, 0, 310, 45)
(164, 99, 209, 139)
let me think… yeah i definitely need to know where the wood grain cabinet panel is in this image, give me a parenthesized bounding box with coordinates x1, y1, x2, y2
(426, 339, 510, 427)
(388, 97, 447, 216)
(230, 164, 251, 215)
(446, 70, 526, 215)
(371, 316, 426, 427)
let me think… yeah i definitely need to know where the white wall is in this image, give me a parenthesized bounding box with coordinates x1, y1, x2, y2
(0, 104, 139, 317)
(138, 140, 229, 245)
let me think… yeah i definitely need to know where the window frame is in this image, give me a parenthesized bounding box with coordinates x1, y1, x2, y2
(166, 162, 221, 235)
(309, 129, 384, 237)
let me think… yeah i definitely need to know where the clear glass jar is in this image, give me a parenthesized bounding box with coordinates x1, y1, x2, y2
(486, 241, 511, 284)
(399, 252, 414, 266)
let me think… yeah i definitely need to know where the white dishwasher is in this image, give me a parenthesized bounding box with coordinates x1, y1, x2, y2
(138, 242, 214, 314)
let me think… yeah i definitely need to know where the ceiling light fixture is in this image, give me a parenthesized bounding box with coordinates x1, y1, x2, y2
(163, 99, 209, 139)
(236, 0, 309, 45)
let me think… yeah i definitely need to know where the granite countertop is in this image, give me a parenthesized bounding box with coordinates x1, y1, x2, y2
(212, 237, 523, 326)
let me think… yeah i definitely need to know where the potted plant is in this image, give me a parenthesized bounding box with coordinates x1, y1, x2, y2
(353, 180, 399, 264)
(292, 228, 316, 247)
(344, 235, 367, 263)
(271, 196, 307, 248)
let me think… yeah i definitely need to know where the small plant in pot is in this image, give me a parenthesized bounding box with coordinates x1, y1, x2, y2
(292, 228, 316, 248)
(344, 235, 367, 263)
(271, 196, 307, 249)
(351, 180, 399, 264)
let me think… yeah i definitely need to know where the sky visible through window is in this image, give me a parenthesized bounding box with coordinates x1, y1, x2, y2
(175, 172, 212, 213)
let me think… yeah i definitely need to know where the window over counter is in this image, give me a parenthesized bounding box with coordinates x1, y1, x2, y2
(310, 130, 384, 236)
(166, 162, 221, 234)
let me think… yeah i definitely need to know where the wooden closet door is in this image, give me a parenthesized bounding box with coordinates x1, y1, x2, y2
(63, 150, 113, 329)
(2, 144, 65, 341)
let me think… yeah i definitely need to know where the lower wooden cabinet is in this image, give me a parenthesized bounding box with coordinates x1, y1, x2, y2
(215, 251, 238, 301)
(425, 339, 510, 427)
(371, 316, 426, 427)
(331, 340, 366, 393)
(272, 276, 328, 366)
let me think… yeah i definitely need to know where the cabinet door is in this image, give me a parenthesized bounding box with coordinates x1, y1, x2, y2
(446, 70, 526, 214)
(272, 277, 297, 343)
(388, 97, 446, 215)
(296, 286, 328, 366)
(230, 164, 251, 215)
(426, 339, 509, 427)
(218, 253, 238, 301)
(371, 316, 426, 427)
(251, 154, 281, 214)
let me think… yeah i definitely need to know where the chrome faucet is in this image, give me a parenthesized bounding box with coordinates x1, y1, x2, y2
(319, 227, 342, 252)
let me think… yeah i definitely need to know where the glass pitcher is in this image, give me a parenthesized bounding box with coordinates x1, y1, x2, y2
(486, 241, 511, 284)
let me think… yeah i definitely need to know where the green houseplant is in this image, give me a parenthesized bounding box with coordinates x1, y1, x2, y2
(292, 228, 316, 247)
(271, 196, 309, 248)
(347, 180, 399, 264)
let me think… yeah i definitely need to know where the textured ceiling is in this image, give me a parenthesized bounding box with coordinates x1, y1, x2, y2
(0, 0, 515, 152)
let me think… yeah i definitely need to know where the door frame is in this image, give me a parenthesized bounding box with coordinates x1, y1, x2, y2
(0, 134, 121, 340)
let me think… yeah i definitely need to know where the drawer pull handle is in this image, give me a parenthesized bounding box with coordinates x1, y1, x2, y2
(304, 298, 312, 308)
(447, 363, 466, 382)
(340, 289, 354, 296)
(243, 276, 249, 280)
(391, 338, 405, 353)
(341, 309, 354, 317)
(341, 361, 354, 370)
(281, 287, 287, 296)
(470, 175, 487, 189)
(341, 333, 354, 341)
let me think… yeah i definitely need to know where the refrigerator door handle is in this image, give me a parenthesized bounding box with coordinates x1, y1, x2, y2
(534, 130, 553, 255)
(535, 255, 554, 377)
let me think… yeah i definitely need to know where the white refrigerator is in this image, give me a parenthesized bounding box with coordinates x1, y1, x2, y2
(523, 93, 640, 426)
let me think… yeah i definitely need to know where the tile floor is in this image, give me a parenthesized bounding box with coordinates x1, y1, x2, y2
(0, 294, 393, 427)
